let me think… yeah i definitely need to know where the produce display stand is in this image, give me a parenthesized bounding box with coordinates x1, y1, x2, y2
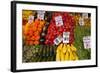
(11, 1, 98, 72)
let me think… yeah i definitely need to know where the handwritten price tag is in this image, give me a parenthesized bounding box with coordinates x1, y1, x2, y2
(79, 17, 84, 26)
(83, 36, 91, 49)
(37, 11, 45, 20)
(82, 13, 88, 19)
(54, 36, 63, 45)
(63, 32, 70, 43)
(28, 15, 34, 24)
(55, 16, 63, 26)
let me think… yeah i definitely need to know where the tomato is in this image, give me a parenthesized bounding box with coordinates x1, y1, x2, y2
(45, 12, 75, 45)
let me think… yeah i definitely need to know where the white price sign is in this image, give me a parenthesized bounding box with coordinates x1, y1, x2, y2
(79, 17, 84, 26)
(54, 36, 63, 45)
(55, 16, 63, 26)
(28, 15, 34, 24)
(83, 36, 91, 49)
(82, 13, 88, 19)
(37, 11, 45, 20)
(63, 32, 70, 43)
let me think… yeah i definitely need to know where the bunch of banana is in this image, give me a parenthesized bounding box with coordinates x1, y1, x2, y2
(56, 43, 63, 61)
(56, 43, 78, 61)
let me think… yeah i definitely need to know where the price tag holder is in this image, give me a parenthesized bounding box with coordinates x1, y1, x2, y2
(83, 36, 91, 49)
(79, 17, 84, 26)
(37, 11, 45, 20)
(54, 36, 63, 45)
(82, 13, 88, 19)
(63, 32, 70, 43)
(55, 16, 63, 26)
(28, 15, 34, 24)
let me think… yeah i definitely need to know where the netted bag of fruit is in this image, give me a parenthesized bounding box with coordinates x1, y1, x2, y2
(45, 12, 75, 45)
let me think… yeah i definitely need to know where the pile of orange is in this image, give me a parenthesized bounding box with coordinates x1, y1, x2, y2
(23, 19, 45, 45)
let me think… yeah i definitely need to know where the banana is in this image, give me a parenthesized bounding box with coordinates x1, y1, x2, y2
(67, 44, 78, 61)
(56, 43, 63, 61)
(62, 44, 67, 54)
(69, 51, 75, 60)
(65, 51, 70, 60)
(56, 43, 79, 61)
(71, 44, 77, 52)
(61, 44, 66, 61)
(57, 43, 63, 52)
(67, 44, 71, 53)
(56, 52, 61, 61)
(72, 51, 78, 60)
(60, 52, 65, 61)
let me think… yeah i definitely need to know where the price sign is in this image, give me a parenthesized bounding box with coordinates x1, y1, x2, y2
(83, 36, 91, 49)
(63, 32, 70, 43)
(28, 15, 34, 24)
(79, 17, 84, 26)
(55, 16, 63, 26)
(82, 13, 88, 19)
(37, 11, 45, 20)
(54, 36, 63, 45)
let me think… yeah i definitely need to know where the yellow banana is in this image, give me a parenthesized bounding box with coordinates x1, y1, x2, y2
(62, 44, 67, 54)
(65, 51, 70, 60)
(60, 52, 65, 61)
(56, 43, 63, 54)
(67, 44, 71, 52)
(72, 51, 78, 60)
(56, 43, 79, 61)
(69, 51, 75, 60)
(57, 43, 63, 51)
(56, 52, 61, 61)
(71, 44, 77, 52)
(56, 43, 63, 61)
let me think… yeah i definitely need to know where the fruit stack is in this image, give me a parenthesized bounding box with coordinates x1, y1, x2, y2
(23, 18, 45, 45)
(43, 12, 78, 61)
(56, 43, 78, 61)
(73, 13, 91, 27)
(23, 45, 57, 62)
(45, 12, 75, 45)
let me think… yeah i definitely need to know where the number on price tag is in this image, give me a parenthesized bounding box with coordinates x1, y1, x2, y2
(63, 32, 70, 43)
(82, 13, 88, 19)
(55, 16, 63, 26)
(37, 11, 45, 20)
(28, 15, 34, 24)
(54, 36, 63, 45)
(83, 36, 91, 49)
(79, 17, 84, 26)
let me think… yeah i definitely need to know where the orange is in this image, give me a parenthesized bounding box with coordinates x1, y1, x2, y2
(29, 41, 34, 45)
(35, 35, 40, 41)
(34, 41, 39, 45)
